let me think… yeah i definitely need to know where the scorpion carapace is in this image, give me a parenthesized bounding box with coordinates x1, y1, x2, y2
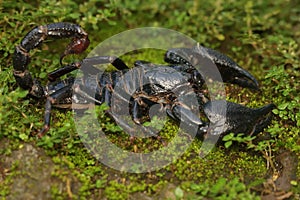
(13, 22, 275, 139)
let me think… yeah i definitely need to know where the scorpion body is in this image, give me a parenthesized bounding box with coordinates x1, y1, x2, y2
(13, 22, 275, 138)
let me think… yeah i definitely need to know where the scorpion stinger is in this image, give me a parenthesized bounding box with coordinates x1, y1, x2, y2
(13, 22, 90, 98)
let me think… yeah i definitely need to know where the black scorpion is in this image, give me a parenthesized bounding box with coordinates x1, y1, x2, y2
(13, 22, 275, 139)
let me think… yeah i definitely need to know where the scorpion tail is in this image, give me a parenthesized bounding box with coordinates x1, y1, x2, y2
(13, 22, 90, 98)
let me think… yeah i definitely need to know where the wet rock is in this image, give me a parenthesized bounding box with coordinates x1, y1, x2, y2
(129, 192, 153, 200)
(261, 150, 298, 200)
(128, 183, 179, 200)
(275, 150, 298, 191)
(0, 139, 80, 200)
(1, 141, 54, 199)
(156, 183, 177, 200)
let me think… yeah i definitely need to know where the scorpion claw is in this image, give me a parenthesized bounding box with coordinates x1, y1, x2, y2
(203, 100, 275, 135)
(165, 44, 260, 90)
(197, 45, 260, 90)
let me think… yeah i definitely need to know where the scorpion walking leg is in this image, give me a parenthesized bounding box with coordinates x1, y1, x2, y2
(73, 85, 103, 105)
(38, 85, 73, 137)
(48, 56, 129, 81)
(165, 83, 205, 130)
(73, 84, 158, 139)
(131, 100, 162, 138)
(82, 56, 129, 70)
(106, 109, 163, 144)
(115, 99, 161, 139)
(167, 104, 204, 127)
(131, 97, 150, 125)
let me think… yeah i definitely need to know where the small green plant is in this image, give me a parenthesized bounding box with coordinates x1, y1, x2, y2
(265, 65, 299, 126)
(143, 115, 166, 131)
(174, 186, 184, 199)
(188, 177, 260, 199)
(222, 133, 256, 148)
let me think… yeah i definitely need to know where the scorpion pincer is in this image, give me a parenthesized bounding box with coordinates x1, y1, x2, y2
(13, 22, 275, 139)
(163, 45, 275, 135)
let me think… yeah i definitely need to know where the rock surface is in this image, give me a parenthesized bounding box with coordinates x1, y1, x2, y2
(0, 140, 79, 200)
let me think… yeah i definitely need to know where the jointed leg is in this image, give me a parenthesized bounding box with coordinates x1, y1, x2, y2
(48, 56, 129, 81)
(38, 85, 73, 137)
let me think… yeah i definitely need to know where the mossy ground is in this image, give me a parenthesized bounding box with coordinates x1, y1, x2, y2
(0, 1, 299, 199)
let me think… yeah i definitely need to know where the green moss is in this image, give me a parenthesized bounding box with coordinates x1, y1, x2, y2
(1, 0, 299, 199)
(0, 161, 20, 198)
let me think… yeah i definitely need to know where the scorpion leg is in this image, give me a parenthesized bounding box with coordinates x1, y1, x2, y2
(48, 56, 129, 81)
(74, 82, 160, 139)
(131, 98, 144, 124)
(82, 56, 129, 70)
(39, 80, 105, 137)
(107, 108, 162, 143)
(48, 62, 83, 82)
(166, 104, 204, 126)
(68, 84, 142, 137)
(38, 85, 73, 137)
(107, 101, 161, 140)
